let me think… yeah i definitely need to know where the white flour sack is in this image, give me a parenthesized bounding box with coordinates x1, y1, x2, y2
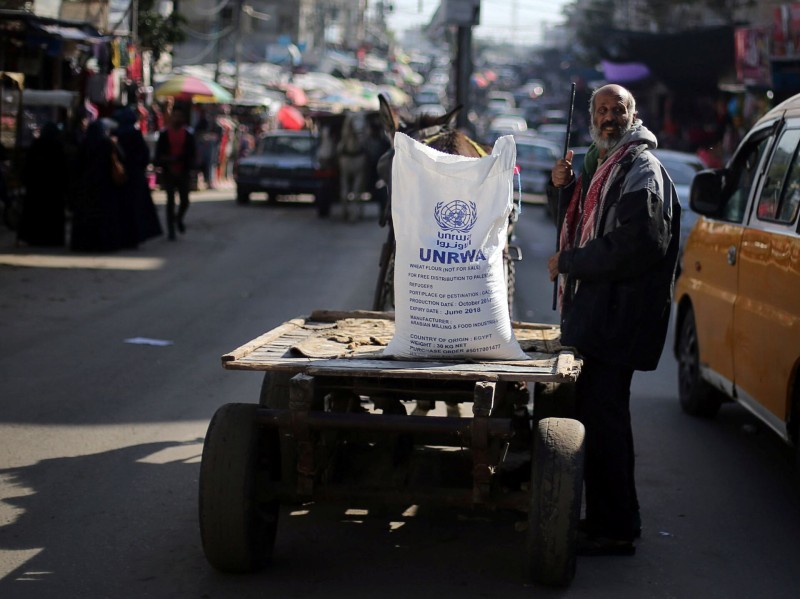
(384, 132, 528, 360)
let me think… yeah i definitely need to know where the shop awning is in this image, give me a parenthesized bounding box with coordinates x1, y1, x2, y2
(600, 26, 736, 92)
(37, 23, 105, 42)
(601, 60, 651, 83)
(22, 89, 79, 108)
(0, 9, 105, 42)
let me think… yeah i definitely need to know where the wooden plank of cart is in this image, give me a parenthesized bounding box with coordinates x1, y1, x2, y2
(199, 309, 584, 587)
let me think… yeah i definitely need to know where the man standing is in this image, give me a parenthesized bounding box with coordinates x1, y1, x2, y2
(546, 84, 681, 556)
(155, 108, 196, 240)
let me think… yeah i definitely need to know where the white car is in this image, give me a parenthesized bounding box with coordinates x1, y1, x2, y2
(515, 136, 562, 194)
(536, 123, 569, 148)
(486, 91, 516, 115)
(488, 115, 528, 140)
(652, 149, 707, 252)
(413, 103, 447, 118)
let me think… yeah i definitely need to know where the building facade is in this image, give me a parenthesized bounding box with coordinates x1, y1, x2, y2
(171, 0, 370, 67)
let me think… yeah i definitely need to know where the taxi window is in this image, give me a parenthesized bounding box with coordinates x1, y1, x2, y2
(723, 134, 770, 223)
(756, 128, 800, 223)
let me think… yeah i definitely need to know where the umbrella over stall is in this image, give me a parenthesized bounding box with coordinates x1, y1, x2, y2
(276, 104, 306, 130)
(154, 74, 234, 103)
(283, 84, 308, 107)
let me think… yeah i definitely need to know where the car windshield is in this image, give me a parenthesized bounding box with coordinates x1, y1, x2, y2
(259, 136, 315, 155)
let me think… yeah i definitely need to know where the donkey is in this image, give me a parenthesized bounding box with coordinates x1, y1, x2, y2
(373, 93, 519, 313)
(373, 93, 493, 311)
(374, 94, 489, 197)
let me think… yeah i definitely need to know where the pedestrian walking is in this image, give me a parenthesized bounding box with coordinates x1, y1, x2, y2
(114, 107, 163, 246)
(546, 84, 681, 556)
(194, 110, 217, 190)
(71, 119, 124, 252)
(155, 108, 196, 241)
(337, 111, 369, 219)
(18, 122, 69, 247)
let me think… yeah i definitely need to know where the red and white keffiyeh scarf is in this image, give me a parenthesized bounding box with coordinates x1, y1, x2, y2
(557, 141, 641, 307)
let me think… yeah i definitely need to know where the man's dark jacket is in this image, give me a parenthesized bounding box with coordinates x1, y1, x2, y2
(546, 122, 681, 371)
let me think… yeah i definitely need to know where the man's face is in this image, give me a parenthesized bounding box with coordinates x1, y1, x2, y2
(590, 89, 634, 151)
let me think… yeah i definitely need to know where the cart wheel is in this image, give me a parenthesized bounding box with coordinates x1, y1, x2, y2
(504, 248, 516, 318)
(199, 403, 281, 573)
(372, 241, 395, 311)
(526, 417, 585, 586)
(532, 382, 576, 421)
(236, 187, 250, 204)
(259, 371, 293, 408)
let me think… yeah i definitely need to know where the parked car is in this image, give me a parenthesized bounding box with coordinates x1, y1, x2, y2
(414, 86, 444, 107)
(539, 109, 568, 125)
(536, 123, 568, 147)
(673, 93, 800, 460)
(486, 91, 516, 116)
(487, 115, 528, 140)
(235, 130, 338, 215)
(514, 79, 545, 105)
(651, 149, 707, 252)
(412, 103, 447, 118)
(515, 135, 561, 194)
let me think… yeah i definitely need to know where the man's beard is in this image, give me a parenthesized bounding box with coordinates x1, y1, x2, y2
(590, 116, 635, 151)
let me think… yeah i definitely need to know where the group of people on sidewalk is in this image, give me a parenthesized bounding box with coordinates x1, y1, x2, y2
(13, 104, 198, 251)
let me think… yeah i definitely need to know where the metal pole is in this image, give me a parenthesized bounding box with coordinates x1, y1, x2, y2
(131, 0, 138, 45)
(455, 25, 471, 130)
(213, 6, 221, 83)
(233, 0, 243, 99)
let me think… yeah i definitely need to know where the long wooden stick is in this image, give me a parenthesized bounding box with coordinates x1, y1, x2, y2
(552, 82, 577, 311)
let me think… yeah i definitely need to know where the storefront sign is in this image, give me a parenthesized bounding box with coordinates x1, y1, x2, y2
(735, 27, 771, 86)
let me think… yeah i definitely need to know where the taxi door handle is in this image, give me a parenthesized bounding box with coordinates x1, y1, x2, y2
(727, 245, 737, 266)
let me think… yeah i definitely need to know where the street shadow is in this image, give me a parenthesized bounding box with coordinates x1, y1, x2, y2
(0, 439, 206, 598)
(235, 195, 384, 222)
(0, 434, 580, 598)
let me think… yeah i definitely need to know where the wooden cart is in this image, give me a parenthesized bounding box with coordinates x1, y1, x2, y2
(200, 309, 585, 586)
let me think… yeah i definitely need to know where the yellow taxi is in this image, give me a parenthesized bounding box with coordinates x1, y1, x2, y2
(673, 93, 800, 453)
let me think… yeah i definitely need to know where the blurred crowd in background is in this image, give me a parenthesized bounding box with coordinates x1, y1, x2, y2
(0, 38, 774, 252)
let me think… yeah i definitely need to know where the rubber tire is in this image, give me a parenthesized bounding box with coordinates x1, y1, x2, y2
(677, 309, 723, 418)
(372, 242, 395, 312)
(259, 371, 293, 408)
(236, 187, 250, 204)
(199, 403, 280, 573)
(527, 417, 585, 587)
(505, 249, 516, 318)
(533, 382, 576, 421)
(315, 192, 332, 218)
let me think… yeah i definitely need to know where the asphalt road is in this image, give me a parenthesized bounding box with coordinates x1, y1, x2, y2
(1, 191, 799, 598)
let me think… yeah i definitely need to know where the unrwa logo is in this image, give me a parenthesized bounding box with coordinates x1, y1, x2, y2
(434, 200, 477, 233)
